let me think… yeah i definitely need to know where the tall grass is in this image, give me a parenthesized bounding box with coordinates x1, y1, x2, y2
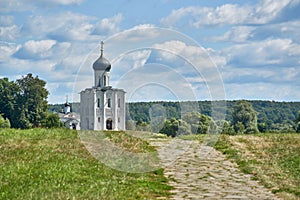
(215, 133, 300, 199)
(0, 128, 171, 199)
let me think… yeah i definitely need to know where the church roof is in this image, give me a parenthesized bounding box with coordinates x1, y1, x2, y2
(93, 41, 111, 71)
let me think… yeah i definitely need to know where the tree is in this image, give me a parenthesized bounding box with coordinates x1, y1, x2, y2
(160, 118, 191, 137)
(0, 74, 49, 128)
(0, 78, 19, 123)
(14, 74, 49, 128)
(182, 112, 212, 134)
(160, 118, 178, 137)
(232, 100, 259, 134)
(219, 120, 235, 135)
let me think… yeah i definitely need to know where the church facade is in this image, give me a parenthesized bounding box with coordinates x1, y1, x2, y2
(80, 42, 126, 130)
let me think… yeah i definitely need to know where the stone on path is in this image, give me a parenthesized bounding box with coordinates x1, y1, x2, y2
(150, 139, 280, 200)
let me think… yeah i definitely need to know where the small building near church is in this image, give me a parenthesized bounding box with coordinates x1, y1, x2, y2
(80, 42, 126, 130)
(58, 96, 80, 130)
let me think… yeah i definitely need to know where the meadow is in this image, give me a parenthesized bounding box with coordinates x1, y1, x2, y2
(215, 133, 300, 199)
(0, 128, 171, 200)
(1, 128, 299, 199)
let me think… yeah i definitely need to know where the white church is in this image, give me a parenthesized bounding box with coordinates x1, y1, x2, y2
(80, 42, 126, 130)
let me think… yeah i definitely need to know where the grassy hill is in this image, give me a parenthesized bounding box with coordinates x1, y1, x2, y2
(0, 128, 171, 199)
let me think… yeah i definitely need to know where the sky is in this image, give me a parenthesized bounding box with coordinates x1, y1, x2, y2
(1, 0, 300, 103)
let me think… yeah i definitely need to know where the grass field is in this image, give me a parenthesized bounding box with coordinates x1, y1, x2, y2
(0, 128, 171, 200)
(215, 133, 300, 200)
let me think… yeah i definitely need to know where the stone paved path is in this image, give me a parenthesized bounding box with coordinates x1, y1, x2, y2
(150, 138, 280, 200)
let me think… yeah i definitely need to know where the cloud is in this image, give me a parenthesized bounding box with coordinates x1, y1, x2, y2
(0, 42, 20, 61)
(0, 0, 84, 12)
(209, 26, 256, 43)
(0, 16, 15, 26)
(45, 0, 83, 5)
(0, 25, 20, 41)
(224, 38, 300, 68)
(20, 12, 124, 42)
(14, 40, 56, 59)
(207, 19, 300, 44)
(21, 12, 96, 42)
(152, 40, 220, 74)
(249, 20, 300, 42)
(13, 40, 71, 60)
(92, 13, 123, 35)
(110, 24, 160, 44)
(114, 64, 197, 102)
(161, 0, 296, 28)
(0, 15, 20, 41)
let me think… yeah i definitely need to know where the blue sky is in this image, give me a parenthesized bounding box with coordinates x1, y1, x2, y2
(1, 0, 300, 103)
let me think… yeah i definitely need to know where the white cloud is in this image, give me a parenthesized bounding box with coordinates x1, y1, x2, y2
(15, 40, 56, 59)
(114, 64, 198, 102)
(0, 42, 20, 61)
(153, 40, 218, 72)
(161, 0, 296, 28)
(21, 12, 96, 42)
(47, 0, 83, 5)
(0, 0, 32, 12)
(210, 26, 256, 43)
(111, 24, 160, 43)
(0, 15, 19, 40)
(13, 40, 71, 60)
(0, 25, 20, 41)
(93, 13, 123, 35)
(225, 38, 300, 67)
(254, 0, 292, 23)
(0, 0, 83, 12)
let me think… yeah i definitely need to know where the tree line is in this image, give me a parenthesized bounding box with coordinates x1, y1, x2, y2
(49, 100, 300, 135)
(123, 100, 300, 134)
(0, 74, 61, 128)
(125, 100, 260, 136)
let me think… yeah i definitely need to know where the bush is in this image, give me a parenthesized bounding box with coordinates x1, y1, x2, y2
(44, 113, 61, 128)
(0, 114, 10, 128)
(296, 122, 300, 133)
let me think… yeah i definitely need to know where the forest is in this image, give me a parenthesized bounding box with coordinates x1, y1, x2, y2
(49, 100, 300, 135)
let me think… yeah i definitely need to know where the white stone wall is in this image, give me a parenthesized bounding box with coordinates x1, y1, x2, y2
(94, 70, 110, 88)
(80, 88, 125, 131)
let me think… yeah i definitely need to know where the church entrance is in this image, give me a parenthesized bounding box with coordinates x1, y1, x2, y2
(106, 119, 112, 130)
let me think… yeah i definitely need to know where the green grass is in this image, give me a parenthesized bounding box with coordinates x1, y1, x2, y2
(215, 133, 300, 199)
(0, 128, 172, 199)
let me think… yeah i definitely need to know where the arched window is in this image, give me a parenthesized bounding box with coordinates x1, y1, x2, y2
(108, 98, 111, 108)
(97, 98, 100, 108)
(103, 75, 106, 86)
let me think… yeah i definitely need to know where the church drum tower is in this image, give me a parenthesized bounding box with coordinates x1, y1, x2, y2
(80, 42, 126, 130)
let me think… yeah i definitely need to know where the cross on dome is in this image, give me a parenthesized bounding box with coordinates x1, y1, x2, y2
(100, 41, 104, 57)
(93, 41, 111, 71)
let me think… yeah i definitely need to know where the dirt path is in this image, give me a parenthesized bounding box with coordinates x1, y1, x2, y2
(150, 138, 280, 200)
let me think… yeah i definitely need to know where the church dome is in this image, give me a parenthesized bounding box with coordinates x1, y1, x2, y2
(93, 56, 111, 71)
(93, 41, 111, 71)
